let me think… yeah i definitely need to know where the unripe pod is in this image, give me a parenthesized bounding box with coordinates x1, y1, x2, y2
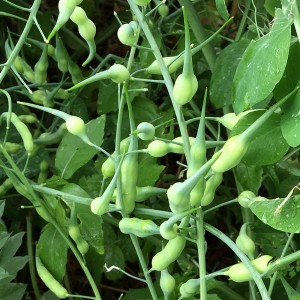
(211, 134, 248, 172)
(237, 190, 256, 208)
(65, 116, 87, 138)
(200, 172, 223, 206)
(167, 182, 190, 213)
(224, 255, 273, 282)
(151, 236, 186, 271)
(160, 269, 176, 297)
(117, 21, 139, 46)
(119, 218, 159, 237)
(180, 278, 200, 298)
(160, 221, 178, 240)
(135, 122, 155, 140)
(158, 3, 169, 17)
(173, 73, 198, 106)
(3, 142, 22, 154)
(147, 140, 169, 157)
(108, 64, 130, 83)
(236, 223, 255, 259)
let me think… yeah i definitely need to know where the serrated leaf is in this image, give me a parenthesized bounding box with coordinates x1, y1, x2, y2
(210, 40, 249, 108)
(215, 0, 230, 20)
(233, 9, 292, 113)
(55, 116, 105, 179)
(249, 195, 300, 233)
(36, 224, 68, 282)
(230, 111, 289, 165)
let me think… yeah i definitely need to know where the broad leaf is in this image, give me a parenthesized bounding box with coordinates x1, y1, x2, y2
(0, 283, 26, 300)
(210, 40, 249, 108)
(233, 9, 292, 113)
(249, 195, 300, 233)
(36, 224, 68, 282)
(55, 115, 105, 179)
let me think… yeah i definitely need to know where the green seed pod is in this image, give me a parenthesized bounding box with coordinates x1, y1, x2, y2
(160, 269, 176, 298)
(147, 140, 169, 157)
(167, 182, 190, 213)
(237, 190, 256, 208)
(36, 256, 68, 298)
(119, 217, 160, 237)
(180, 278, 200, 298)
(173, 73, 198, 106)
(200, 172, 223, 206)
(70, 6, 97, 66)
(158, 2, 169, 17)
(34, 44, 49, 84)
(3, 142, 22, 154)
(55, 35, 69, 73)
(152, 236, 186, 271)
(135, 122, 155, 140)
(117, 21, 139, 46)
(160, 220, 178, 240)
(0, 178, 13, 196)
(68, 58, 83, 84)
(146, 55, 183, 75)
(65, 116, 87, 139)
(108, 64, 130, 83)
(211, 134, 248, 173)
(68, 223, 89, 255)
(47, 0, 84, 41)
(18, 114, 38, 124)
(224, 255, 273, 282)
(236, 223, 256, 259)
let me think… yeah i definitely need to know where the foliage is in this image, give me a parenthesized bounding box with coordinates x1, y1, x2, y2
(1, 0, 300, 299)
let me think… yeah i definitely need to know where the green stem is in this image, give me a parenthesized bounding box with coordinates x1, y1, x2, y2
(235, 0, 252, 41)
(127, 0, 191, 164)
(292, 0, 300, 42)
(178, 0, 216, 70)
(196, 209, 207, 300)
(26, 215, 42, 300)
(0, 0, 41, 84)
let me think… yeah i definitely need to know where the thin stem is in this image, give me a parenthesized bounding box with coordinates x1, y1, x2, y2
(26, 215, 42, 300)
(235, 1, 252, 41)
(196, 209, 207, 300)
(0, 0, 42, 84)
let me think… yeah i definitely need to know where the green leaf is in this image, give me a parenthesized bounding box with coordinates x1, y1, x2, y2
(264, 0, 281, 16)
(97, 82, 118, 114)
(55, 115, 105, 179)
(0, 267, 13, 284)
(249, 195, 300, 233)
(233, 9, 292, 113)
(60, 183, 104, 254)
(280, 89, 300, 147)
(210, 40, 249, 108)
(235, 163, 263, 194)
(0, 283, 26, 300)
(230, 111, 289, 166)
(104, 245, 125, 281)
(0, 232, 24, 264)
(137, 155, 165, 186)
(2, 256, 29, 279)
(36, 224, 68, 282)
(215, 0, 230, 20)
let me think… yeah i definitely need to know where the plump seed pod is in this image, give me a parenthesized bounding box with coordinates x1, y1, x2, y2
(108, 64, 130, 83)
(55, 35, 69, 73)
(34, 44, 49, 84)
(3, 142, 22, 154)
(160, 220, 178, 240)
(160, 269, 176, 298)
(117, 21, 139, 46)
(200, 172, 223, 206)
(167, 182, 190, 213)
(158, 3, 169, 17)
(134, 122, 155, 140)
(70, 6, 97, 66)
(236, 223, 256, 259)
(65, 116, 87, 138)
(151, 236, 186, 271)
(180, 278, 200, 298)
(47, 0, 84, 41)
(35, 256, 68, 298)
(224, 255, 273, 282)
(147, 140, 169, 157)
(211, 134, 248, 173)
(237, 191, 256, 208)
(119, 218, 160, 237)
(173, 6, 198, 106)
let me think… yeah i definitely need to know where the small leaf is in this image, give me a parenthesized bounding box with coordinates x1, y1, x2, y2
(0, 232, 24, 264)
(55, 115, 105, 179)
(233, 9, 292, 113)
(215, 0, 230, 20)
(249, 195, 300, 233)
(36, 224, 68, 282)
